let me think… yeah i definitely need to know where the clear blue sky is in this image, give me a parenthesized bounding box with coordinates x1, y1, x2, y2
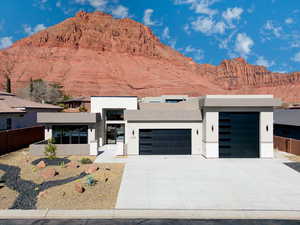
(0, 0, 300, 73)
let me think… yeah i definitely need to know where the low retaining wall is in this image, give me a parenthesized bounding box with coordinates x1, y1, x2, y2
(30, 142, 90, 156)
(0, 126, 44, 155)
(274, 136, 300, 156)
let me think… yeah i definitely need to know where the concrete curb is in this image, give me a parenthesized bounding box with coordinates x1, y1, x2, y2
(0, 209, 300, 220)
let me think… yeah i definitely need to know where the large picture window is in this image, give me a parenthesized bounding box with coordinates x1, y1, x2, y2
(53, 125, 88, 144)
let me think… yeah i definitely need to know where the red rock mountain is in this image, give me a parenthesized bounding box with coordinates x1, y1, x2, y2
(0, 11, 300, 102)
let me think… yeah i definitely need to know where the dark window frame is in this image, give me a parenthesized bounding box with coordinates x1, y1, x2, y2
(105, 109, 125, 121)
(52, 125, 88, 144)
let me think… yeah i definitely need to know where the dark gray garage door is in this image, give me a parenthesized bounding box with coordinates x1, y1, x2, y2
(139, 129, 191, 155)
(219, 112, 259, 158)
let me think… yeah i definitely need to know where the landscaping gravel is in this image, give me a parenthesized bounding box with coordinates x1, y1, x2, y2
(0, 163, 86, 209)
(31, 158, 70, 166)
(284, 162, 300, 173)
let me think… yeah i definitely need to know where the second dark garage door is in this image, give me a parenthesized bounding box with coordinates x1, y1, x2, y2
(219, 112, 260, 158)
(139, 129, 191, 155)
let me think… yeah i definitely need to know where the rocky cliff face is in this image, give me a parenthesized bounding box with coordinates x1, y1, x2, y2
(1, 11, 300, 102)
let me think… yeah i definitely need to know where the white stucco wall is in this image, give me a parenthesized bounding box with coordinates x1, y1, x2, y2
(202, 111, 219, 158)
(91, 97, 138, 114)
(125, 122, 202, 155)
(91, 97, 138, 146)
(260, 111, 274, 158)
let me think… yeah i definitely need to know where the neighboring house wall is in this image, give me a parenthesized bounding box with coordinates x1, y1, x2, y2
(274, 124, 300, 140)
(125, 122, 202, 155)
(0, 108, 60, 130)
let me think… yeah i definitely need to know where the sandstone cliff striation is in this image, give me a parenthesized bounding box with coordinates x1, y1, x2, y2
(1, 11, 300, 102)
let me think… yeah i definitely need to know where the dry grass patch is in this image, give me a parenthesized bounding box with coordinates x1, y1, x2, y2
(0, 170, 18, 209)
(37, 163, 124, 209)
(287, 155, 300, 162)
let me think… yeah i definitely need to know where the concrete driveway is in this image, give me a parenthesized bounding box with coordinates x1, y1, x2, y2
(116, 157, 300, 210)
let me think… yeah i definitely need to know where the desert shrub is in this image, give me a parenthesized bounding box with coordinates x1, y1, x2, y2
(86, 175, 96, 186)
(44, 139, 57, 160)
(79, 157, 93, 164)
(79, 105, 88, 112)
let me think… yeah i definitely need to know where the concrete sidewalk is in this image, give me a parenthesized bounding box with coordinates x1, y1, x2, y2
(0, 209, 300, 220)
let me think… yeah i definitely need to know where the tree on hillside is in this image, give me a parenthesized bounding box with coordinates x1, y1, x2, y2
(19, 79, 65, 104)
(0, 51, 17, 92)
(5, 76, 11, 93)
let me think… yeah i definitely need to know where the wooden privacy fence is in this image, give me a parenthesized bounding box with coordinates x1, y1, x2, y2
(0, 126, 44, 156)
(274, 135, 300, 156)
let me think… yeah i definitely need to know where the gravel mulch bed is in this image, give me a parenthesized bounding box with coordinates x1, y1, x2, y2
(31, 158, 70, 166)
(0, 149, 124, 209)
(0, 163, 86, 209)
(284, 162, 300, 173)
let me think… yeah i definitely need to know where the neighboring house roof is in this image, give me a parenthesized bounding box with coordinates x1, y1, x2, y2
(0, 101, 24, 114)
(274, 109, 300, 126)
(199, 95, 282, 107)
(0, 91, 16, 96)
(0, 91, 62, 114)
(60, 97, 90, 103)
(125, 110, 202, 121)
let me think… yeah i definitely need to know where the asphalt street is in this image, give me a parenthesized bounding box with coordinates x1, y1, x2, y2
(0, 220, 299, 225)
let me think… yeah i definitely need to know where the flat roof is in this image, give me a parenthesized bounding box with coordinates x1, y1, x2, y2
(274, 109, 300, 126)
(199, 95, 282, 107)
(37, 112, 100, 124)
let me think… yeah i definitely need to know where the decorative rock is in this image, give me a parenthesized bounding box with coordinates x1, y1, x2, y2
(67, 161, 80, 169)
(38, 191, 48, 198)
(37, 161, 47, 169)
(40, 168, 57, 179)
(85, 164, 99, 174)
(75, 183, 84, 193)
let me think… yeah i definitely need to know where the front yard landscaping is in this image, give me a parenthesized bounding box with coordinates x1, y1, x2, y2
(0, 149, 124, 210)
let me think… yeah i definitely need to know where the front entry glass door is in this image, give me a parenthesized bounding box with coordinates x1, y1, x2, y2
(106, 124, 125, 144)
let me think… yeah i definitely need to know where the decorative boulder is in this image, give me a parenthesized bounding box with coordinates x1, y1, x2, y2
(67, 161, 80, 169)
(75, 183, 85, 193)
(38, 191, 48, 198)
(85, 164, 99, 174)
(40, 168, 57, 179)
(37, 160, 47, 169)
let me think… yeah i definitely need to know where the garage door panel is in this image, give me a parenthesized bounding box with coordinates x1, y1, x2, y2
(219, 112, 259, 158)
(139, 129, 191, 155)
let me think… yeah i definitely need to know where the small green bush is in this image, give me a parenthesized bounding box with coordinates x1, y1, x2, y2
(79, 105, 88, 112)
(79, 157, 93, 164)
(86, 175, 96, 186)
(44, 139, 57, 160)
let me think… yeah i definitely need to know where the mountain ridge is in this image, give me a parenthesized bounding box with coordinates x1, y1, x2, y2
(0, 11, 300, 102)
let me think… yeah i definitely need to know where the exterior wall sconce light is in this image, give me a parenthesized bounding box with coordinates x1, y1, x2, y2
(132, 130, 135, 136)
(196, 129, 199, 135)
(266, 125, 269, 132)
(211, 125, 214, 132)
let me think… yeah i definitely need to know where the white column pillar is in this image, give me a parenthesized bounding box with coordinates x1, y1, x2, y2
(45, 125, 52, 140)
(260, 111, 274, 158)
(203, 111, 219, 158)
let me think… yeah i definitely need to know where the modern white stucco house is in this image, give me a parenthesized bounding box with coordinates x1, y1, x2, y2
(31, 94, 281, 159)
